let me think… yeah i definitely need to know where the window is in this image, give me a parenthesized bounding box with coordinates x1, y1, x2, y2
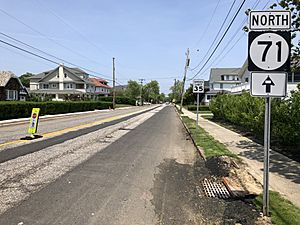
(220, 83, 223, 89)
(245, 77, 249, 82)
(43, 84, 49, 89)
(6, 90, 18, 100)
(207, 95, 212, 100)
(64, 73, 67, 78)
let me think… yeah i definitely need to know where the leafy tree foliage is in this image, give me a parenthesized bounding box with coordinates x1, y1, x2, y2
(125, 80, 141, 99)
(19, 72, 34, 87)
(143, 80, 160, 103)
(169, 80, 182, 103)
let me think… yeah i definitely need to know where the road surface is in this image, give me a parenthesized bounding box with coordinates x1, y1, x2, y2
(0, 106, 260, 224)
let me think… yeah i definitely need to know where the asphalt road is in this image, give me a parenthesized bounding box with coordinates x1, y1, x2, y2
(0, 105, 154, 145)
(0, 106, 260, 225)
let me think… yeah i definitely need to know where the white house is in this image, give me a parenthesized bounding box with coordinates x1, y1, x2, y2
(29, 65, 95, 101)
(203, 68, 241, 104)
(89, 78, 111, 96)
(231, 60, 300, 97)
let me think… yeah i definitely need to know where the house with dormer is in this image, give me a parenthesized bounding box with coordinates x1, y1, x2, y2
(29, 64, 96, 101)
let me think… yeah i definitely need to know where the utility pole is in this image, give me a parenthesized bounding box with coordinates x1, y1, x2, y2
(112, 57, 116, 109)
(173, 79, 177, 103)
(138, 78, 145, 106)
(180, 48, 190, 112)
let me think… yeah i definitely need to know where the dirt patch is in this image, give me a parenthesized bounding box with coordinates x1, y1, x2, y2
(151, 157, 263, 225)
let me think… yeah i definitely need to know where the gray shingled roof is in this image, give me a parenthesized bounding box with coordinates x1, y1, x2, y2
(0, 71, 18, 87)
(209, 68, 240, 82)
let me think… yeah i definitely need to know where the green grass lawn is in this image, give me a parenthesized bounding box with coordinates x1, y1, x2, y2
(181, 116, 237, 159)
(254, 191, 300, 225)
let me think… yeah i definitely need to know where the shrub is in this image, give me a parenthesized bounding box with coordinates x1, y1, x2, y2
(186, 105, 210, 111)
(209, 90, 300, 146)
(97, 96, 136, 105)
(0, 101, 113, 120)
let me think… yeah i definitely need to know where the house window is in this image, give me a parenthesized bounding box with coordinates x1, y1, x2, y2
(220, 83, 223, 89)
(43, 84, 49, 89)
(245, 77, 249, 82)
(207, 95, 212, 100)
(6, 90, 18, 100)
(64, 73, 68, 78)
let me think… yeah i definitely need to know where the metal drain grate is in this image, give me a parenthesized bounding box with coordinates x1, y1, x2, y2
(201, 178, 231, 199)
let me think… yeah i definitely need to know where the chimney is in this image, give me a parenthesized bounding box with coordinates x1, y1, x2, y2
(58, 64, 64, 90)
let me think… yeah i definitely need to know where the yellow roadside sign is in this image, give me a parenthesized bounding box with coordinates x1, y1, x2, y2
(28, 108, 40, 136)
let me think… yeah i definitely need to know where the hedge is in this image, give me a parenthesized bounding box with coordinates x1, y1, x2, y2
(186, 105, 210, 111)
(209, 86, 300, 147)
(0, 101, 113, 120)
(97, 96, 136, 106)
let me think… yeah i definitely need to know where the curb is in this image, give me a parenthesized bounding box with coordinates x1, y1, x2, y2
(174, 106, 206, 161)
(0, 106, 137, 127)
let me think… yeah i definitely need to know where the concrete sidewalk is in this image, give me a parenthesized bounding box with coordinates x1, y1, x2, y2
(180, 107, 300, 208)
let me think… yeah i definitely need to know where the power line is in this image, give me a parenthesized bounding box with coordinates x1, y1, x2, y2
(0, 8, 104, 67)
(0, 37, 124, 85)
(188, 0, 247, 81)
(190, 0, 237, 71)
(192, 0, 221, 49)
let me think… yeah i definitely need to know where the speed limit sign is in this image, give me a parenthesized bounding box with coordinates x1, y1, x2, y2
(248, 31, 291, 71)
(193, 79, 204, 93)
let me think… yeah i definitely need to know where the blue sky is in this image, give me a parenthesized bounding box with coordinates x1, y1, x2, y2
(0, 0, 272, 94)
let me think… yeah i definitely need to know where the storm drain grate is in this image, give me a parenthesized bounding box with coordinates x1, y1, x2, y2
(201, 178, 231, 199)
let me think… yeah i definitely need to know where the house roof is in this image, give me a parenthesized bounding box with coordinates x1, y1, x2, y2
(209, 68, 240, 83)
(30, 66, 93, 84)
(0, 71, 23, 87)
(89, 78, 111, 89)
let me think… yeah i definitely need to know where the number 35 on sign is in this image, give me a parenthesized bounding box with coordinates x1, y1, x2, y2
(193, 79, 204, 93)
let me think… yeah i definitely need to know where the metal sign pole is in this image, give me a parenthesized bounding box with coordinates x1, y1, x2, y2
(263, 96, 271, 216)
(196, 93, 199, 129)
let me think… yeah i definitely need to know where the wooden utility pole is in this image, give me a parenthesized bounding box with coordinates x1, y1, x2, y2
(180, 48, 190, 112)
(138, 78, 145, 106)
(112, 57, 116, 109)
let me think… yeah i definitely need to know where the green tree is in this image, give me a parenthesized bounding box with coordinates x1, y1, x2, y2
(169, 80, 182, 103)
(125, 80, 141, 99)
(19, 72, 34, 87)
(143, 80, 160, 103)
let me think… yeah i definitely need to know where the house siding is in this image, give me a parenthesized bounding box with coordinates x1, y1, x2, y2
(0, 78, 21, 100)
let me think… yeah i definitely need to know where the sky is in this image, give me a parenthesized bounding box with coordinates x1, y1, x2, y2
(0, 0, 273, 94)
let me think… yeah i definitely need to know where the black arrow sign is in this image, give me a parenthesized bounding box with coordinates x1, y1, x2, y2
(262, 76, 275, 93)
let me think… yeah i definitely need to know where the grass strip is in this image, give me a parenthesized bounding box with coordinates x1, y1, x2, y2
(181, 116, 237, 159)
(254, 191, 300, 225)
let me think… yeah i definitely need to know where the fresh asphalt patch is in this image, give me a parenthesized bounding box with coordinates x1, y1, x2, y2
(0, 106, 158, 164)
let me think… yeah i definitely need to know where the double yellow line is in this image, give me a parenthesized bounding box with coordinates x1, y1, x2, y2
(0, 111, 138, 149)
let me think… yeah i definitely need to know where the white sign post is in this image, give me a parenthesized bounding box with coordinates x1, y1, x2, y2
(193, 80, 204, 129)
(248, 10, 291, 217)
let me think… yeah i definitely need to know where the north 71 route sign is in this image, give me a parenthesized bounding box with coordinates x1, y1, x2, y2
(248, 31, 291, 72)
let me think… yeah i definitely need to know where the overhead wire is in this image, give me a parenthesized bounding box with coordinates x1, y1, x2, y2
(188, 0, 247, 81)
(0, 8, 105, 67)
(190, 0, 237, 71)
(0, 37, 124, 85)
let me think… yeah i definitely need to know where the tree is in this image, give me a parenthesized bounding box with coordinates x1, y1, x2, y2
(125, 80, 141, 99)
(19, 72, 34, 87)
(169, 80, 182, 103)
(143, 80, 160, 103)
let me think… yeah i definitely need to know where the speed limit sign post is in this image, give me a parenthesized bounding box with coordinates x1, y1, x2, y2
(193, 79, 204, 130)
(248, 10, 291, 217)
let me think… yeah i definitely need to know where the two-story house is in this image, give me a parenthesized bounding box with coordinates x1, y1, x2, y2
(29, 65, 95, 101)
(204, 68, 241, 104)
(89, 78, 111, 96)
